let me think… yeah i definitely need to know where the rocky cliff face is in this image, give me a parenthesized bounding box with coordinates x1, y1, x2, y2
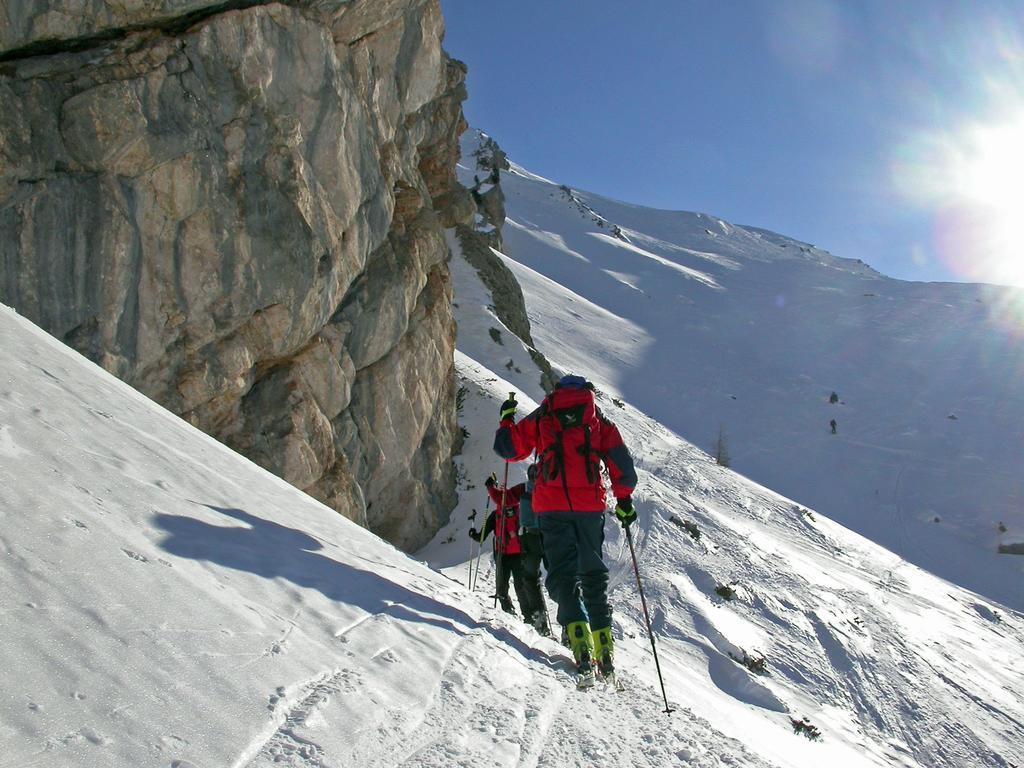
(0, 0, 473, 550)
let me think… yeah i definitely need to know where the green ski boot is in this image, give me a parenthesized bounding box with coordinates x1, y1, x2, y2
(593, 626, 623, 691)
(567, 620, 595, 689)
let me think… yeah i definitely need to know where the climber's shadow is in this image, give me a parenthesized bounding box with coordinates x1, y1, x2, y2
(155, 504, 477, 637)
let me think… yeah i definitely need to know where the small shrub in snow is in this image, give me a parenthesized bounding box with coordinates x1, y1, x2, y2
(715, 584, 736, 601)
(794, 506, 816, 522)
(669, 515, 702, 541)
(456, 386, 467, 415)
(612, 397, 625, 409)
(489, 327, 503, 345)
(790, 717, 822, 741)
(713, 427, 731, 468)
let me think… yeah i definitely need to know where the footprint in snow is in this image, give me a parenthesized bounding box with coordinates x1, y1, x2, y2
(373, 648, 400, 664)
(122, 549, 149, 563)
(55, 727, 109, 747)
(268, 686, 288, 711)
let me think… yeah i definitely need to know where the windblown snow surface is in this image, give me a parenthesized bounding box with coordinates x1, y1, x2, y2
(3, 130, 1024, 768)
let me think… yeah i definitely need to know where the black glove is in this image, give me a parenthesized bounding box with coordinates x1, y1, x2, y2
(468, 527, 480, 540)
(615, 496, 637, 528)
(500, 397, 517, 421)
(485, 474, 496, 488)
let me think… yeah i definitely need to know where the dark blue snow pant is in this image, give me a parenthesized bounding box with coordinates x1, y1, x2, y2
(518, 528, 548, 623)
(537, 511, 611, 631)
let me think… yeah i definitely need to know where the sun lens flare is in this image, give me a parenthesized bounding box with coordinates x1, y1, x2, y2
(956, 118, 1024, 210)
(894, 113, 1024, 286)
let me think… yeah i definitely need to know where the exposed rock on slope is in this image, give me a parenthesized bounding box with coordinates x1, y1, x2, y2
(455, 131, 556, 391)
(0, 0, 472, 550)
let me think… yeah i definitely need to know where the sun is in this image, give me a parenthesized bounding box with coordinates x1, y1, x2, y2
(956, 118, 1024, 210)
(947, 116, 1024, 285)
(895, 113, 1024, 286)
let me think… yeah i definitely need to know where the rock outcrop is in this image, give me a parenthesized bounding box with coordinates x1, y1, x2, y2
(0, 0, 473, 550)
(456, 131, 556, 391)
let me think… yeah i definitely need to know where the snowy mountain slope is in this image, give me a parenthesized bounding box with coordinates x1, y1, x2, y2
(6, 125, 1024, 768)
(455, 130, 1024, 612)
(0, 303, 780, 768)
(422, 136, 1024, 767)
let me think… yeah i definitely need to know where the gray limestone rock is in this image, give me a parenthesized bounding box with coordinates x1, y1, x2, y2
(0, 0, 472, 550)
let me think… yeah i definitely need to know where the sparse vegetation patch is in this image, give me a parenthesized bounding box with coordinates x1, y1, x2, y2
(790, 717, 822, 741)
(715, 584, 736, 601)
(669, 515, 702, 541)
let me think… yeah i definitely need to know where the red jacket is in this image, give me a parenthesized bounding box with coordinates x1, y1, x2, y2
(493, 387, 637, 514)
(478, 489, 522, 555)
(487, 482, 524, 511)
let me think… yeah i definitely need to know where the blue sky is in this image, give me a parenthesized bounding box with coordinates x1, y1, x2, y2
(440, 0, 1024, 286)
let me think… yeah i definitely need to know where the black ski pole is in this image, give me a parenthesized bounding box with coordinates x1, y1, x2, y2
(625, 525, 674, 714)
(471, 483, 493, 591)
(467, 508, 477, 589)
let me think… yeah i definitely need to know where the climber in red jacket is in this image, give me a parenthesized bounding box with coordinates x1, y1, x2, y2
(468, 477, 530, 617)
(493, 375, 637, 687)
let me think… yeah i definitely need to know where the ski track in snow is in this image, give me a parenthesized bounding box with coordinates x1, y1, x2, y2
(344, 626, 771, 768)
(243, 669, 360, 768)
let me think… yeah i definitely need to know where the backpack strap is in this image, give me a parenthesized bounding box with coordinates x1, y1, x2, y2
(578, 423, 597, 484)
(537, 412, 576, 513)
